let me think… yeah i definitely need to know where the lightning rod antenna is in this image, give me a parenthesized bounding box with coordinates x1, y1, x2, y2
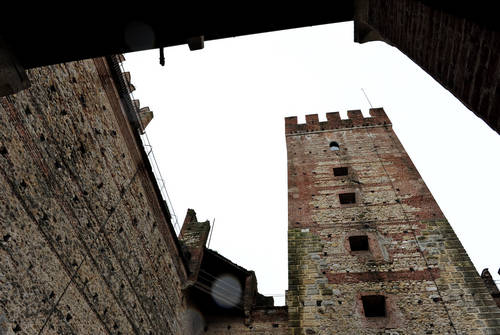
(361, 88, 373, 108)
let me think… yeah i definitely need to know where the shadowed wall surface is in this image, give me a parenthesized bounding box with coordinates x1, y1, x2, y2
(0, 58, 187, 334)
(356, 0, 500, 133)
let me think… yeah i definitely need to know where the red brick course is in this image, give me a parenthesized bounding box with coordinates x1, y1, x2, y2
(326, 268, 440, 284)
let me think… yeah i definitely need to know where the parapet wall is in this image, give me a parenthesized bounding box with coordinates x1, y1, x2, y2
(285, 107, 391, 134)
(205, 307, 288, 335)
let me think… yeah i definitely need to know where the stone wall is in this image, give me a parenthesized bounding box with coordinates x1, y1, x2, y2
(355, 0, 500, 134)
(285, 108, 500, 334)
(0, 58, 187, 334)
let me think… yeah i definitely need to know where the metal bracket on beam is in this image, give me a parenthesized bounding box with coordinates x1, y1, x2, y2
(159, 47, 165, 66)
(0, 36, 30, 97)
(187, 35, 204, 51)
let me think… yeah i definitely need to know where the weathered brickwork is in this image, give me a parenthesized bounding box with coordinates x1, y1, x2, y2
(0, 58, 187, 334)
(180, 209, 210, 285)
(286, 108, 500, 334)
(3, 50, 499, 335)
(205, 307, 288, 335)
(355, 0, 500, 134)
(481, 269, 500, 308)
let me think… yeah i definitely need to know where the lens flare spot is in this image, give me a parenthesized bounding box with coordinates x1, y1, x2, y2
(183, 307, 205, 335)
(124, 21, 156, 51)
(211, 274, 242, 309)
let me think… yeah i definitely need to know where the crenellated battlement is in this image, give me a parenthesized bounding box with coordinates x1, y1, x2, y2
(285, 108, 391, 134)
(115, 54, 154, 133)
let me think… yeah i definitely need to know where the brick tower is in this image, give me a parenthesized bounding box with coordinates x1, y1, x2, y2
(285, 108, 500, 334)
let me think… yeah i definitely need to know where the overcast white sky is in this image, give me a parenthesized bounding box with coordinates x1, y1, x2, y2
(124, 22, 500, 305)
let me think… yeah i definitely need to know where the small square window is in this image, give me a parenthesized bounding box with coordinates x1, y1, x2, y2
(362, 295, 386, 317)
(349, 236, 369, 251)
(339, 192, 356, 204)
(333, 167, 348, 176)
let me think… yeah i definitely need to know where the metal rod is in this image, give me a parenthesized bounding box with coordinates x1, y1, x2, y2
(207, 218, 215, 248)
(119, 60, 180, 234)
(361, 88, 373, 108)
